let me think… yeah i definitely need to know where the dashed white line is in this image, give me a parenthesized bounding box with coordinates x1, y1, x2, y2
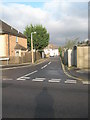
(48, 79, 61, 83)
(2, 78, 13, 80)
(21, 76, 30, 79)
(35, 78, 46, 80)
(24, 70, 38, 77)
(17, 78, 26, 81)
(48, 62, 51, 65)
(41, 61, 51, 70)
(82, 81, 90, 85)
(41, 65, 47, 69)
(65, 79, 76, 84)
(32, 79, 44, 82)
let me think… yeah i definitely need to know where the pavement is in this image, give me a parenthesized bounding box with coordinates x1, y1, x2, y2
(62, 62, 90, 82)
(0, 58, 48, 69)
(67, 67, 89, 81)
(1, 56, 89, 118)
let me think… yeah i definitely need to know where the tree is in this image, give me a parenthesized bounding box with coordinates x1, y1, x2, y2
(58, 46, 61, 53)
(65, 37, 79, 49)
(23, 24, 49, 50)
(58, 47, 61, 57)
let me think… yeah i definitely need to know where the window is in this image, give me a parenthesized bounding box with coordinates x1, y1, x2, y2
(16, 36, 18, 43)
(15, 50, 19, 56)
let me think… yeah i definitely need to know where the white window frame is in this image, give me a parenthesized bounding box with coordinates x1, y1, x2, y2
(16, 36, 18, 43)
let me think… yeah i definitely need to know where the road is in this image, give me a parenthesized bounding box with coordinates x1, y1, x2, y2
(2, 56, 88, 118)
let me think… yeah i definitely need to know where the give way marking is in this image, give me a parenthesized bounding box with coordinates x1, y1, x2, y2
(17, 70, 37, 81)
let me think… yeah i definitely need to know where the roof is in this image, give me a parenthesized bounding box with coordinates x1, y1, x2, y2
(0, 20, 27, 38)
(78, 40, 90, 46)
(45, 44, 59, 49)
(14, 43, 27, 51)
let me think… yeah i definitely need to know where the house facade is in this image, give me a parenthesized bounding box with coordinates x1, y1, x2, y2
(44, 44, 59, 57)
(0, 20, 27, 58)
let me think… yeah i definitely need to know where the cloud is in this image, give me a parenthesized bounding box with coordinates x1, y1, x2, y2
(0, 1, 88, 45)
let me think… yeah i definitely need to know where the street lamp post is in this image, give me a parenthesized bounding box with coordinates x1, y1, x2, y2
(31, 32, 36, 64)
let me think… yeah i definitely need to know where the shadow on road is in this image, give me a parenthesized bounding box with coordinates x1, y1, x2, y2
(34, 87, 55, 118)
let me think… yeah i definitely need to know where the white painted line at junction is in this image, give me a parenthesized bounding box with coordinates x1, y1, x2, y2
(48, 79, 61, 83)
(41, 64, 47, 69)
(65, 79, 76, 84)
(82, 81, 90, 85)
(3, 78, 13, 80)
(35, 78, 46, 80)
(17, 70, 37, 81)
(17, 78, 26, 81)
(48, 80, 60, 83)
(32, 79, 44, 82)
(21, 76, 30, 79)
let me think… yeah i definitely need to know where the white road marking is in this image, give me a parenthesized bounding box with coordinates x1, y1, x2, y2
(41, 64, 47, 69)
(24, 70, 38, 77)
(65, 79, 76, 84)
(2, 78, 13, 80)
(48, 62, 51, 65)
(35, 78, 46, 80)
(21, 76, 30, 79)
(32, 79, 44, 82)
(17, 78, 26, 81)
(82, 81, 90, 85)
(48, 79, 61, 83)
(17, 70, 37, 81)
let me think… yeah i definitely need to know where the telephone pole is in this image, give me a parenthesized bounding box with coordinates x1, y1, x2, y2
(31, 32, 36, 64)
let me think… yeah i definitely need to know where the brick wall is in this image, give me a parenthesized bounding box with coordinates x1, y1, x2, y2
(1, 51, 42, 65)
(18, 37, 27, 49)
(4, 34, 27, 57)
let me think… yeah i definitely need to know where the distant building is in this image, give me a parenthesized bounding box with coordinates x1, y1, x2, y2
(44, 44, 59, 57)
(0, 20, 27, 58)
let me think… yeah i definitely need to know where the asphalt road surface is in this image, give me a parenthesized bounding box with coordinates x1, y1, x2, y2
(2, 56, 88, 118)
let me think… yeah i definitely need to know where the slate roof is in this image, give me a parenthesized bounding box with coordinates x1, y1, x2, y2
(14, 43, 27, 50)
(0, 20, 27, 38)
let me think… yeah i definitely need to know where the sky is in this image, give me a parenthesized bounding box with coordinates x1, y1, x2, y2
(0, 0, 89, 46)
